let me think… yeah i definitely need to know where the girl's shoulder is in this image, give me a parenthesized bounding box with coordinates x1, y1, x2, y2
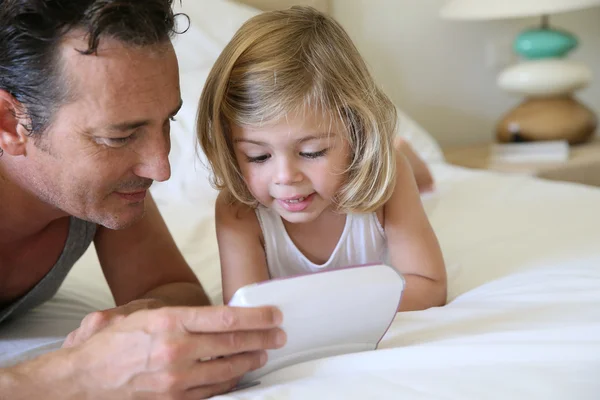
(377, 148, 428, 230)
(215, 192, 262, 236)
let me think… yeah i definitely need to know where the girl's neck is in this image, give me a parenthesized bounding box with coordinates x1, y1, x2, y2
(280, 207, 348, 266)
(281, 207, 344, 232)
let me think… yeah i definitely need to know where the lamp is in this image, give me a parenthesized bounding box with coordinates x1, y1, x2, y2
(440, 0, 600, 144)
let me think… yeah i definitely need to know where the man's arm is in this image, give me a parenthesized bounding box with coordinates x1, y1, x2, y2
(94, 193, 210, 307)
(62, 194, 211, 348)
(0, 348, 79, 400)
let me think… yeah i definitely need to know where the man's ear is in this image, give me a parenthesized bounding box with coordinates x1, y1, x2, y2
(0, 90, 30, 156)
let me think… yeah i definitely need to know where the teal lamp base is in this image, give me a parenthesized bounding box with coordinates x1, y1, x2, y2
(514, 25, 578, 59)
(495, 17, 597, 144)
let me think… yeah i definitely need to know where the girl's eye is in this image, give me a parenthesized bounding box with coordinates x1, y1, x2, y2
(170, 116, 177, 122)
(300, 148, 329, 159)
(246, 154, 270, 163)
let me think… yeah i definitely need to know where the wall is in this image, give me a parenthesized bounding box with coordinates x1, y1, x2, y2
(239, 0, 329, 12)
(331, 0, 600, 146)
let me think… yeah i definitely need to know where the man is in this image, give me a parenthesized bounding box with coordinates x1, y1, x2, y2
(0, 0, 285, 398)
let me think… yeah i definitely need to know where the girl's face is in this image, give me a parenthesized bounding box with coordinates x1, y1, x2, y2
(231, 109, 351, 224)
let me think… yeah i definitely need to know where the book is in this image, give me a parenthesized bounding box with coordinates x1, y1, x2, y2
(489, 140, 570, 164)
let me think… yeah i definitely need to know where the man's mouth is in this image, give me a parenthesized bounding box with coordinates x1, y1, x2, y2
(115, 190, 148, 203)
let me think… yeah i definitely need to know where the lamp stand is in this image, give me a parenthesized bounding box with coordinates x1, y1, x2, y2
(495, 15, 598, 144)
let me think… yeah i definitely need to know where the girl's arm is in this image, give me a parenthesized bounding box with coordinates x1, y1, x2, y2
(215, 193, 270, 304)
(384, 152, 447, 311)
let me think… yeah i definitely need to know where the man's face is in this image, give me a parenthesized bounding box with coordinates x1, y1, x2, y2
(21, 34, 181, 229)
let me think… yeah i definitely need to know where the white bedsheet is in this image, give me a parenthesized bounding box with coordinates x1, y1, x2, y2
(2, 164, 600, 399)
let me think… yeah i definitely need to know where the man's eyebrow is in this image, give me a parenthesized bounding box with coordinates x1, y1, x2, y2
(103, 99, 183, 133)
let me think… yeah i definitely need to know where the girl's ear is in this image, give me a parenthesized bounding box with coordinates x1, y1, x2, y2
(0, 90, 30, 156)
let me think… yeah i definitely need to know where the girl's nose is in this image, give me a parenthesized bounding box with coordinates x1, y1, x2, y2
(274, 158, 303, 185)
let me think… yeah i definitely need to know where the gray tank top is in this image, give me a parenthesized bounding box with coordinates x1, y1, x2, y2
(0, 217, 97, 324)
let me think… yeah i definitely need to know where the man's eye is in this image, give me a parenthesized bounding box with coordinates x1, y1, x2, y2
(246, 154, 270, 163)
(98, 135, 135, 147)
(300, 148, 329, 159)
(108, 137, 132, 144)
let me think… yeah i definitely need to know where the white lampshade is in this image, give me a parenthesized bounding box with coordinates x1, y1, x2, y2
(440, 0, 600, 20)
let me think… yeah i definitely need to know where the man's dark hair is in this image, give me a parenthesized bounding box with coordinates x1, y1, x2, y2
(0, 0, 179, 138)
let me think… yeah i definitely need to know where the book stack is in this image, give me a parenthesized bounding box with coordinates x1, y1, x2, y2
(488, 140, 570, 171)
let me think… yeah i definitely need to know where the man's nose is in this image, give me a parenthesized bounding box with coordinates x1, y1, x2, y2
(133, 133, 171, 182)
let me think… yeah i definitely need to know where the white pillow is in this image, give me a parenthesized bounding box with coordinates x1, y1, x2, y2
(395, 107, 445, 164)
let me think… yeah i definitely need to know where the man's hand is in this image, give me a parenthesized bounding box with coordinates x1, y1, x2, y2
(2, 306, 286, 400)
(62, 298, 165, 348)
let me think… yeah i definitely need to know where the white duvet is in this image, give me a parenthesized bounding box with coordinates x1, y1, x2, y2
(1, 0, 600, 398)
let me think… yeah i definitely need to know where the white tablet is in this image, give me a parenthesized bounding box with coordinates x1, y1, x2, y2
(228, 263, 405, 385)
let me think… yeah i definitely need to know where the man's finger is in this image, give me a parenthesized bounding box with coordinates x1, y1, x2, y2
(183, 379, 238, 400)
(145, 328, 284, 370)
(183, 351, 267, 389)
(62, 329, 79, 348)
(185, 306, 283, 333)
(141, 306, 283, 333)
(80, 311, 113, 332)
(194, 329, 285, 359)
(130, 351, 265, 395)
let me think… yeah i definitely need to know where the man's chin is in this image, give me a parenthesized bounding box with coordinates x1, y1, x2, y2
(91, 205, 146, 230)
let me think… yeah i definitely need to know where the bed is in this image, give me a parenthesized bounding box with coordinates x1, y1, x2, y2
(1, 1, 599, 398)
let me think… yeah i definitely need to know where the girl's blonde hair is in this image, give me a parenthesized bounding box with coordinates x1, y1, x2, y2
(197, 6, 397, 213)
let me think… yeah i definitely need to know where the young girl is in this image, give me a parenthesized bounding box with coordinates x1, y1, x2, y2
(197, 6, 447, 311)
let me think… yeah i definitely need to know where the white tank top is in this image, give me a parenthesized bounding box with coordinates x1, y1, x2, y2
(255, 207, 388, 279)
